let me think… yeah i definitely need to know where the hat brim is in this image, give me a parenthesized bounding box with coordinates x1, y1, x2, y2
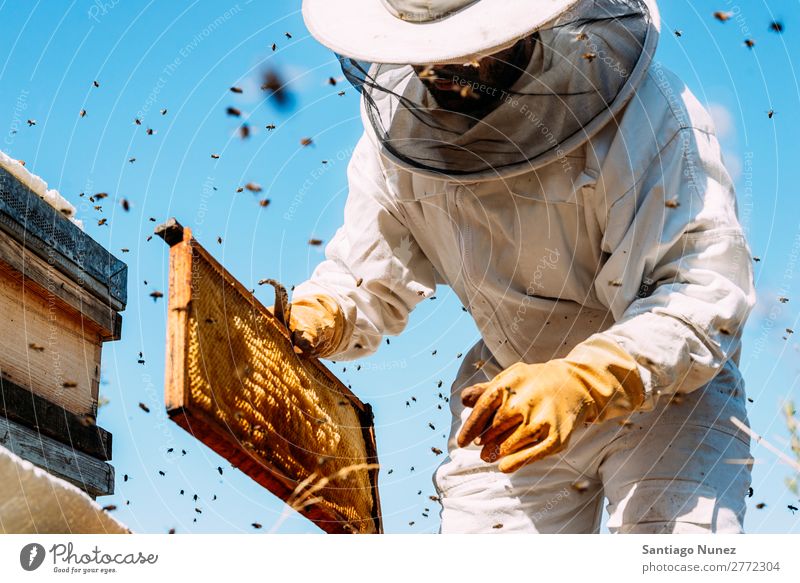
(302, 0, 583, 65)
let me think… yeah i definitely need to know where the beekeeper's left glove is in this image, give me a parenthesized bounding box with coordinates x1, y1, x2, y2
(456, 334, 646, 473)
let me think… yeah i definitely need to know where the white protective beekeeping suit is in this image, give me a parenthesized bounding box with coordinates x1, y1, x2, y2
(295, 0, 757, 533)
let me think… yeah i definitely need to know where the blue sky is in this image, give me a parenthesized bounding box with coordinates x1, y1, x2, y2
(0, 0, 798, 534)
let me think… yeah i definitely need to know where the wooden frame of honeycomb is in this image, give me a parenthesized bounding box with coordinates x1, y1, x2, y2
(158, 219, 382, 534)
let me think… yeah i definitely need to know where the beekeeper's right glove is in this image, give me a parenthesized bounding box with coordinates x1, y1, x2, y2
(268, 294, 349, 359)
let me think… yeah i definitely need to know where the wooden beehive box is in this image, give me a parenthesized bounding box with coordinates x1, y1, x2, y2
(157, 219, 382, 534)
(0, 164, 126, 498)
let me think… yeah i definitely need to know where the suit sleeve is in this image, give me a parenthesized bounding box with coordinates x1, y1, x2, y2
(592, 126, 757, 407)
(291, 133, 438, 360)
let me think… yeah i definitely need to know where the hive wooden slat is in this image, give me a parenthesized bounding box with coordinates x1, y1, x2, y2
(158, 220, 382, 534)
(0, 259, 102, 417)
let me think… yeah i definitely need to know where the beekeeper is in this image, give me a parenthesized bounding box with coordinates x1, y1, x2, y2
(291, 0, 757, 533)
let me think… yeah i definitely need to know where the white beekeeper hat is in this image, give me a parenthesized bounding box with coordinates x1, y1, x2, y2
(302, 0, 582, 65)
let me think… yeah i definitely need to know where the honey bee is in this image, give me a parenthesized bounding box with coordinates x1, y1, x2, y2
(571, 479, 591, 493)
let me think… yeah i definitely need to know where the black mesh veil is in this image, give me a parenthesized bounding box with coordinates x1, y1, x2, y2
(337, 0, 655, 179)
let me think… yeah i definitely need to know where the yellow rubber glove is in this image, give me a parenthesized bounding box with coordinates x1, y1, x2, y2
(268, 294, 349, 359)
(456, 334, 646, 473)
